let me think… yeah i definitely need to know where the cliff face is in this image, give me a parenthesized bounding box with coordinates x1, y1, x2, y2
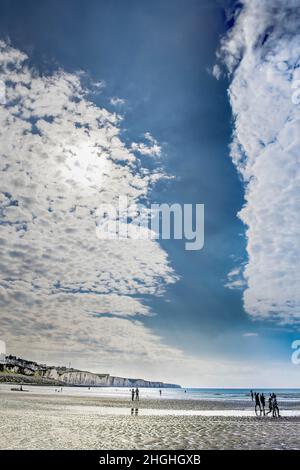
(2, 356, 181, 388)
(43, 369, 180, 388)
(106, 376, 164, 388)
(44, 368, 110, 386)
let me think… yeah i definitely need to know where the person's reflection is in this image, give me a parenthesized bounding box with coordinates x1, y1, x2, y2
(131, 407, 139, 416)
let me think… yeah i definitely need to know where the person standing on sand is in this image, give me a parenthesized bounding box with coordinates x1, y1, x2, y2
(131, 388, 135, 401)
(159, 390, 162, 396)
(250, 390, 254, 401)
(266, 394, 273, 415)
(135, 388, 139, 401)
(272, 395, 280, 418)
(260, 393, 266, 416)
(255, 392, 261, 414)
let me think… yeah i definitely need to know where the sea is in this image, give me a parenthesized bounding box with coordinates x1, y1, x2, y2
(1, 383, 300, 402)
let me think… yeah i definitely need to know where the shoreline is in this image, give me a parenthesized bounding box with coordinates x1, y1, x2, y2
(2, 383, 300, 407)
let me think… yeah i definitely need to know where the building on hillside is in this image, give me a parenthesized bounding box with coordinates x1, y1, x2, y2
(0, 339, 6, 369)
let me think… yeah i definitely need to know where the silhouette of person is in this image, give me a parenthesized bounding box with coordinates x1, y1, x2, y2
(272, 395, 280, 418)
(159, 390, 162, 396)
(131, 388, 135, 401)
(260, 393, 266, 416)
(135, 388, 139, 401)
(250, 390, 254, 401)
(267, 394, 273, 415)
(255, 392, 261, 414)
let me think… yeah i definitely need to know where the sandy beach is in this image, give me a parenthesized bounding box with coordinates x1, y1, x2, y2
(1, 388, 300, 450)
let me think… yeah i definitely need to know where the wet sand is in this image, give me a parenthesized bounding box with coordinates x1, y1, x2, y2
(1, 391, 300, 449)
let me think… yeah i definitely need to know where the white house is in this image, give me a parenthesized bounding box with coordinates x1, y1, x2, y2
(0, 339, 6, 365)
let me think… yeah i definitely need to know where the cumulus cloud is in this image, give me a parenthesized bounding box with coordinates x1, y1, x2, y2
(0, 40, 182, 376)
(218, 0, 300, 323)
(131, 132, 162, 158)
(110, 96, 126, 107)
(211, 64, 222, 80)
(225, 266, 246, 290)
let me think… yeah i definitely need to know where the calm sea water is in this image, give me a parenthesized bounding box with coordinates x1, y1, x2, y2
(1, 383, 300, 401)
(182, 388, 300, 401)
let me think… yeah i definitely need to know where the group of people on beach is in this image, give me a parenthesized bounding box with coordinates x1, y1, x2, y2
(131, 388, 140, 401)
(130, 388, 163, 401)
(250, 390, 280, 417)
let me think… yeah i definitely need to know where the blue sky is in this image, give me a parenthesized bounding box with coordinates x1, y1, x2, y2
(0, 0, 300, 386)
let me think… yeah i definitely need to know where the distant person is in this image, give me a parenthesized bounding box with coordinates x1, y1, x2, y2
(255, 392, 261, 415)
(135, 388, 139, 401)
(267, 394, 273, 415)
(272, 395, 280, 418)
(159, 390, 162, 396)
(131, 389, 135, 401)
(260, 393, 266, 416)
(250, 390, 254, 401)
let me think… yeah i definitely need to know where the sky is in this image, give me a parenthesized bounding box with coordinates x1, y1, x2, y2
(0, 0, 300, 387)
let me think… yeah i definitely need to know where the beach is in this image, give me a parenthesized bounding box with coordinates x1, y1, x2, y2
(1, 386, 300, 450)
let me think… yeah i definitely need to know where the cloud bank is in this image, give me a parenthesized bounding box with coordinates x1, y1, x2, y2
(0, 40, 182, 376)
(219, 0, 300, 323)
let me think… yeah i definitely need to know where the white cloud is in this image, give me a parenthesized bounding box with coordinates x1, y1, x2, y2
(131, 132, 162, 158)
(225, 266, 246, 290)
(110, 96, 126, 107)
(0, 40, 184, 376)
(218, 0, 300, 323)
(242, 332, 258, 337)
(212, 64, 221, 80)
